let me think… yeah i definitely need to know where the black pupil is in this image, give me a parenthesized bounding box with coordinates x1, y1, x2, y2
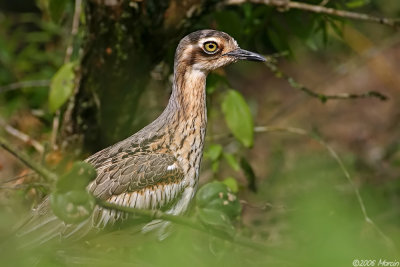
(206, 42, 216, 51)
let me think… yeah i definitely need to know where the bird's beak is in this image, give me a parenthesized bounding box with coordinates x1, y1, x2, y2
(223, 48, 266, 62)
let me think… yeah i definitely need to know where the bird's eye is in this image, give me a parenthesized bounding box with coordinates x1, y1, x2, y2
(203, 41, 218, 54)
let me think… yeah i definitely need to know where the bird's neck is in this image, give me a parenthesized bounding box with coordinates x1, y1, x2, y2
(168, 66, 207, 124)
(159, 65, 207, 180)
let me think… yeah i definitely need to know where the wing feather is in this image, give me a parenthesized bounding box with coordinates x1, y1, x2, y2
(17, 151, 185, 244)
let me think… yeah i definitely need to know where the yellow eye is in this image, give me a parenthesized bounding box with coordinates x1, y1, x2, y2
(204, 41, 218, 53)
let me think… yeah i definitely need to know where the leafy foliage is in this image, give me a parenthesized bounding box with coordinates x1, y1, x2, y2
(0, 13, 64, 115)
(48, 61, 77, 112)
(50, 161, 96, 223)
(222, 177, 239, 193)
(48, 0, 71, 22)
(196, 182, 241, 237)
(50, 190, 95, 224)
(196, 181, 241, 221)
(240, 157, 257, 192)
(222, 90, 254, 148)
(54, 161, 96, 192)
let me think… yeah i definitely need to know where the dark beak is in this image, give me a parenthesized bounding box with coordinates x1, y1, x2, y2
(223, 48, 266, 62)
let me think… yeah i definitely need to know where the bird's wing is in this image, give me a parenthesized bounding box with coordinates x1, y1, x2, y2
(87, 152, 186, 228)
(17, 153, 185, 245)
(88, 152, 185, 201)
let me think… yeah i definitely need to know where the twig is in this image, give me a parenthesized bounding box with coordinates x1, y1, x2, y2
(97, 199, 267, 252)
(254, 125, 396, 250)
(52, 0, 83, 149)
(264, 58, 388, 102)
(0, 183, 48, 190)
(50, 110, 60, 150)
(64, 0, 82, 63)
(225, 0, 400, 29)
(0, 172, 35, 184)
(0, 118, 44, 154)
(0, 135, 57, 182)
(0, 80, 50, 93)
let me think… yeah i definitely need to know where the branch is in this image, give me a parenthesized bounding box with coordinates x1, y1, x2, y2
(0, 80, 50, 93)
(225, 0, 400, 29)
(0, 135, 57, 182)
(0, 118, 44, 154)
(253, 125, 396, 251)
(96, 199, 267, 252)
(264, 56, 388, 102)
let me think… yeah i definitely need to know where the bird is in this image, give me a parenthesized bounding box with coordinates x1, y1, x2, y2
(17, 29, 265, 245)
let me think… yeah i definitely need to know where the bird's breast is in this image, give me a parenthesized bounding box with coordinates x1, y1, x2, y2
(169, 115, 206, 188)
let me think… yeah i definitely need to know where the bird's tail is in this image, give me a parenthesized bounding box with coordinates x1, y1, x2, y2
(13, 197, 93, 249)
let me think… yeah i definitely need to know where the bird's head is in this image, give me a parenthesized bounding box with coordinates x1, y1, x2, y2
(175, 29, 265, 73)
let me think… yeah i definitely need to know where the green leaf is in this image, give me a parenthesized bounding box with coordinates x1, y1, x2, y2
(223, 153, 240, 172)
(240, 157, 257, 192)
(50, 161, 97, 224)
(196, 182, 228, 207)
(221, 90, 254, 147)
(50, 190, 95, 224)
(56, 161, 97, 193)
(48, 0, 69, 22)
(211, 161, 220, 173)
(197, 208, 235, 237)
(49, 62, 76, 112)
(205, 144, 223, 161)
(222, 177, 239, 193)
(328, 19, 344, 38)
(346, 0, 370, 9)
(196, 182, 241, 220)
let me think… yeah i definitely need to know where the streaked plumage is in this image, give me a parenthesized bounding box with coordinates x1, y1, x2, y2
(17, 29, 265, 245)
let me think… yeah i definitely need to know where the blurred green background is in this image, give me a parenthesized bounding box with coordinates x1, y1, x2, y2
(0, 0, 400, 266)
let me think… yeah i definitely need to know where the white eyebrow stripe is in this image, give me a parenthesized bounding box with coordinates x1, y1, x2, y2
(198, 37, 219, 47)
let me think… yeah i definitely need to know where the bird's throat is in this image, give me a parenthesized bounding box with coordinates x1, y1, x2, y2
(171, 66, 207, 124)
